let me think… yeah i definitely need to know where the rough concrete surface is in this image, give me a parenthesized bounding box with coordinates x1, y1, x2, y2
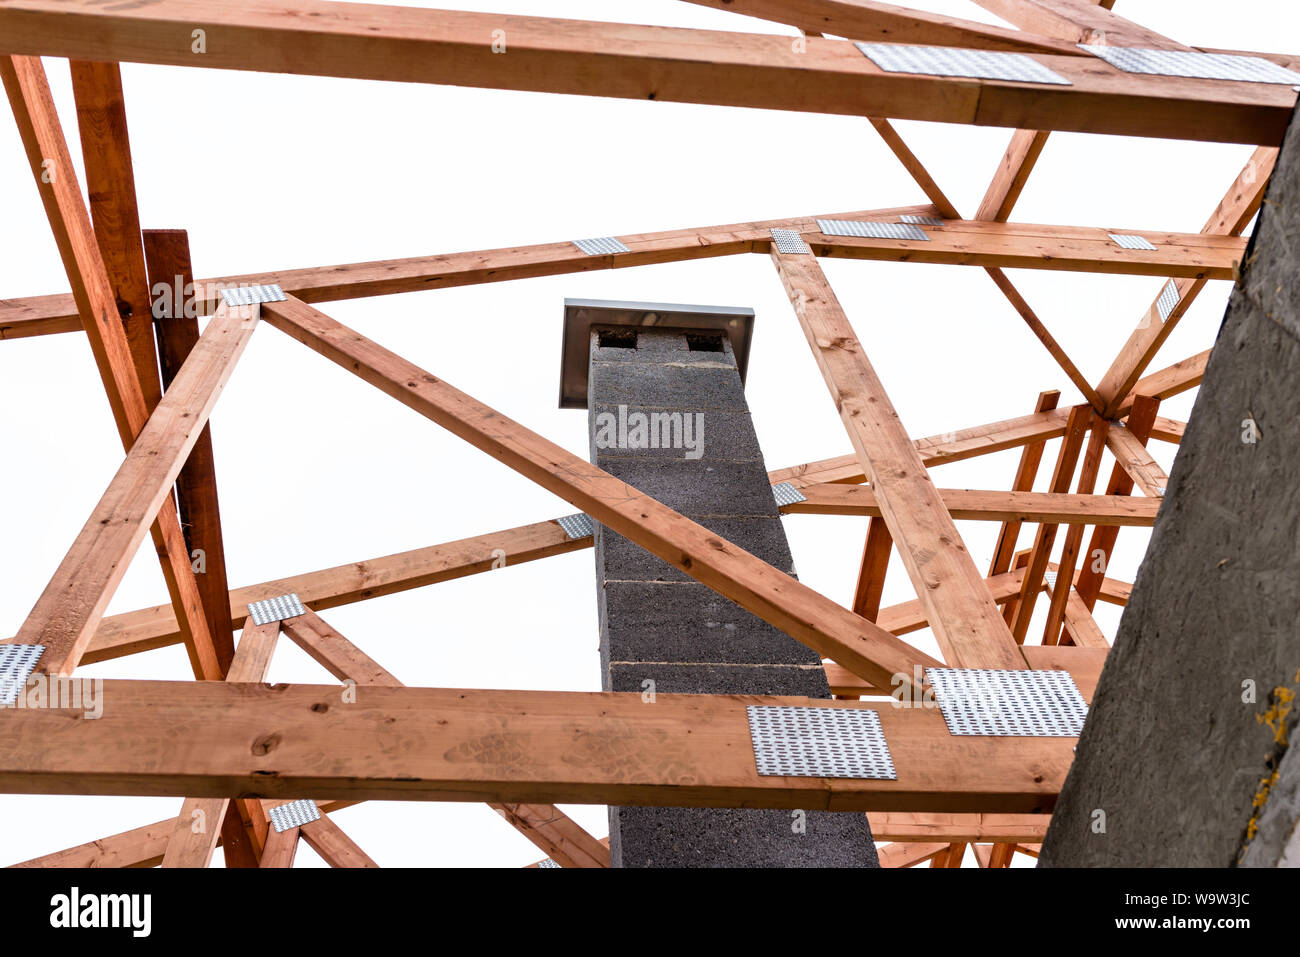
(1041, 105, 1300, 867)
(586, 326, 878, 867)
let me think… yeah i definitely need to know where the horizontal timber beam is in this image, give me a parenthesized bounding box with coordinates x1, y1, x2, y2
(0, 680, 1072, 813)
(868, 812, 1051, 843)
(0, 1, 1291, 144)
(811, 221, 1245, 280)
(784, 485, 1160, 526)
(3, 204, 933, 340)
(0, 214, 1242, 341)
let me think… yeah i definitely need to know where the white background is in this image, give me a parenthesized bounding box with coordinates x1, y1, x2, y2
(1, 0, 1295, 867)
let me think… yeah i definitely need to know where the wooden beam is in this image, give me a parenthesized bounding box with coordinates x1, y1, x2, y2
(976, 130, 1051, 223)
(258, 821, 299, 869)
(987, 842, 1016, 867)
(1041, 411, 1110, 644)
(0, 681, 1076, 812)
(10, 800, 347, 869)
(810, 221, 1244, 280)
(299, 815, 378, 868)
(1116, 349, 1209, 415)
(65, 61, 241, 677)
(1062, 589, 1109, 649)
(63, 518, 589, 665)
(0, 204, 938, 340)
(1095, 146, 1277, 414)
(1009, 406, 1090, 642)
(493, 804, 611, 869)
(1148, 415, 1186, 445)
(932, 843, 967, 867)
(0, 212, 1246, 342)
(867, 117, 963, 220)
(827, 645, 1107, 701)
(280, 607, 610, 868)
(868, 812, 1050, 843)
(850, 518, 892, 622)
(260, 295, 934, 689)
(167, 617, 282, 869)
(8, 306, 258, 676)
(68, 60, 161, 410)
(1, 54, 228, 682)
(783, 485, 1160, 526)
(680, 0, 1084, 55)
(972, 0, 1192, 49)
(981, 268, 1102, 408)
(160, 800, 231, 868)
(771, 248, 1023, 670)
(144, 229, 238, 673)
(11, 820, 173, 868)
(1106, 421, 1170, 498)
(877, 841, 948, 868)
(862, 114, 1096, 404)
(1076, 397, 1160, 611)
(771, 406, 1072, 487)
(0, 1, 1292, 144)
(990, 392, 1061, 589)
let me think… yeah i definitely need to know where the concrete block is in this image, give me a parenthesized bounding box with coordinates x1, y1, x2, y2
(595, 517, 797, 584)
(611, 807, 880, 868)
(608, 662, 833, 697)
(602, 580, 824, 666)
(595, 459, 782, 518)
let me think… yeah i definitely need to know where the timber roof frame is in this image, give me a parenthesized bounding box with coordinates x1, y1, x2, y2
(0, 0, 1291, 868)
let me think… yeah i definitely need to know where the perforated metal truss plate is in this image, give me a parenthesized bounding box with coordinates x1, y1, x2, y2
(901, 214, 945, 226)
(925, 668, 1089, 737)
(747, 705, 896, 779)
(0, 644, 43, 707)
(856, 42, 1071, 85)
(1109, 233, 1157, 251)
(537, 858, 562, 868)
(1044, 570, 1058, 590)
(557, 513, 594, 539)
(246, 593, 305, 626)
(771, 482, 807, 507)
(268, 799, 321, 833)
(219, 283, 286, 307)
(572, 236, 630, 256)
(816, 219, 930, 242)
(1080, 45, 1300, 85)
(769, 228, 810, 254)
(1157, 280, 1181, 321)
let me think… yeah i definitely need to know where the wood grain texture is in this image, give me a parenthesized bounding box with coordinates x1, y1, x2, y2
(772, 249, 1025, 671)
(0, 1, 1291, 144)
(0, 680, 1076, 813)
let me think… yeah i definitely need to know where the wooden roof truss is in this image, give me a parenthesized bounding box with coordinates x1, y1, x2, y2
(0, 0, 1289, 868)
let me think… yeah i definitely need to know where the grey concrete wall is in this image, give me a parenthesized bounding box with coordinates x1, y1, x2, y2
(587, 326, 878, 867)
(1041, 105, 1300, 868)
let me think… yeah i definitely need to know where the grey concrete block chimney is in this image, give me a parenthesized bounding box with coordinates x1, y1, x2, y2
(561, 298, 879, 868)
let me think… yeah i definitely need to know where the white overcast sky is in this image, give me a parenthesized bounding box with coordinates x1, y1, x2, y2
(1, 1, 1296, 867)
